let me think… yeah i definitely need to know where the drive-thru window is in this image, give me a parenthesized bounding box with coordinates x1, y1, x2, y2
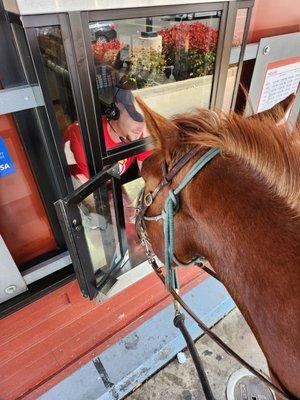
(0, 1, 252, 308)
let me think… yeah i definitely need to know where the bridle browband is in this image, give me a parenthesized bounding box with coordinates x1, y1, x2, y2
(135, 145, 295, 400)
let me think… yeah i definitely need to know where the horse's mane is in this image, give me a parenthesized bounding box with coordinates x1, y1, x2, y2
(171, 110, 300, 213)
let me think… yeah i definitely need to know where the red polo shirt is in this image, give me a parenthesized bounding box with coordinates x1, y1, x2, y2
(64, 118, 152, 178)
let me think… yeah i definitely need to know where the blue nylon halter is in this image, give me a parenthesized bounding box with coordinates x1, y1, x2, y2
(163, 147, 220, 290)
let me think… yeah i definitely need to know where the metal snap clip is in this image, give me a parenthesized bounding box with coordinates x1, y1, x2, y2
(144, 192, 153, 207)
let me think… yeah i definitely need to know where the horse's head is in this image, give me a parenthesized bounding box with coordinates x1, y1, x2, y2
(136, 94, 299, 266)
(136, 95, 300, 398)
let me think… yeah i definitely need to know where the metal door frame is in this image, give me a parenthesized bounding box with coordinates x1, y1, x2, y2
(55, 163, 128, 299)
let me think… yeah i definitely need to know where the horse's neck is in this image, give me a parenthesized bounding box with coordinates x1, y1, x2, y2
(191, 161, 300, 395)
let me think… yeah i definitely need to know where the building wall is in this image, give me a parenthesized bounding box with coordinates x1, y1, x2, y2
(0, 114, 57, 264)
(0, 268, 204, 399)
(248, 0, 300, 43)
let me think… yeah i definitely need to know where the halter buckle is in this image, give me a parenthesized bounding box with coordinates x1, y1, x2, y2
(144, 192, 153, 207)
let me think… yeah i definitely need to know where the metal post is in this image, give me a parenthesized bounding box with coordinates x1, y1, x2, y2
(230, 5, 254, 111)
(212, 1, 238, 110)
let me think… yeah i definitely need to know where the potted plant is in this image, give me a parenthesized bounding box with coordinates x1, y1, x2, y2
(128, 46, 166, 88)
(91, 38, 124, 65)
(158, 21, 218, 80)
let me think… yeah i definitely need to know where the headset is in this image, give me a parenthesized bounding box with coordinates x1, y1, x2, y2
(102, 86, 121, 121)
(101, 87, 129, 143)
(100, 82, 136, 143)
(104, 102, 120, 121)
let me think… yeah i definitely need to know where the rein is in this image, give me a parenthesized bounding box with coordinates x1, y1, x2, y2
(135, 146, 295, 400)
(152, 147, 220, 290)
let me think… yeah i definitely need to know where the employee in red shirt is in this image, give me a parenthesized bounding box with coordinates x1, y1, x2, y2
(64, 88, 152, 184)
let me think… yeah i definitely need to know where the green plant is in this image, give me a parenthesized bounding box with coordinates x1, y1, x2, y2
(128, 46, 166, 88)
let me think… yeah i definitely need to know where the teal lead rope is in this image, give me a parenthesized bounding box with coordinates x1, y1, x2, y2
(163, 147, 221, 291)
(164, 190, 179, 290)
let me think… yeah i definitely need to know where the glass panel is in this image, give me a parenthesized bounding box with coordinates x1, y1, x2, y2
(77, 174, 147, 290)
(122, 177, 147, 268)
(0, 17, 27, 88)
(222, 9, 248, 112)
(89, 11, 221, 150)
(79, 185, 121, 277)
(0, 113, 57, 265)
(36, 27, 89, 187)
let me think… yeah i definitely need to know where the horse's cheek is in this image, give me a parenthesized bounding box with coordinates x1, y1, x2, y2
(147, 221, 165, 261)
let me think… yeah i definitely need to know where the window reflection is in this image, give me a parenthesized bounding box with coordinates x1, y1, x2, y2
(122, 177, 147, 268)
(76, 176, 147, 287)
(90, 12, 221, 140)
(91, 17, 219, 87)
(36, 26, 88, 188)
(79, 186, 121, 279)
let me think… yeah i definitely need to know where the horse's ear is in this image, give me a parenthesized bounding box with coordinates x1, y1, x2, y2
(251, 93, 296, 125)
(135, 96, 179, 159)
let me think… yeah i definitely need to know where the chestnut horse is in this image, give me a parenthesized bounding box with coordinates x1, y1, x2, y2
(136, 96, 300, 399)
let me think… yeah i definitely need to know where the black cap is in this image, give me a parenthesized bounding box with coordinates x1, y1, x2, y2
(115, 88, 144, 123)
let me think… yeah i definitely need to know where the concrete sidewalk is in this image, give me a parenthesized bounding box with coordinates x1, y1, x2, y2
(126, 308, 269, 400)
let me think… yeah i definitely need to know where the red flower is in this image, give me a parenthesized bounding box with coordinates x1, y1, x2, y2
(91, 39, 124, 62)
(158, 22, 218, 54)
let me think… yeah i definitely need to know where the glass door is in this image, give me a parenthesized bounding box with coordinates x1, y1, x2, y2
(55, 163, 140, 299)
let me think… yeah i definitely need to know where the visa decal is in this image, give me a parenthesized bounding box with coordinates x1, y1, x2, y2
(0, 137, 16, 178)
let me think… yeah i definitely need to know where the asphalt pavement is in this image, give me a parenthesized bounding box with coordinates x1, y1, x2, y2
(126, 308, 269, 400)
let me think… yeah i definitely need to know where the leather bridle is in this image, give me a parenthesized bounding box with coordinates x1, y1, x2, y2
(136, 145, 204, 268)
(135, 146, 294, 400)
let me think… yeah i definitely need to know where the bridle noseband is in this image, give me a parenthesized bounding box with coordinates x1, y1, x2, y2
(136, 146, 220, 290)
(136, 145, 200, 254)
